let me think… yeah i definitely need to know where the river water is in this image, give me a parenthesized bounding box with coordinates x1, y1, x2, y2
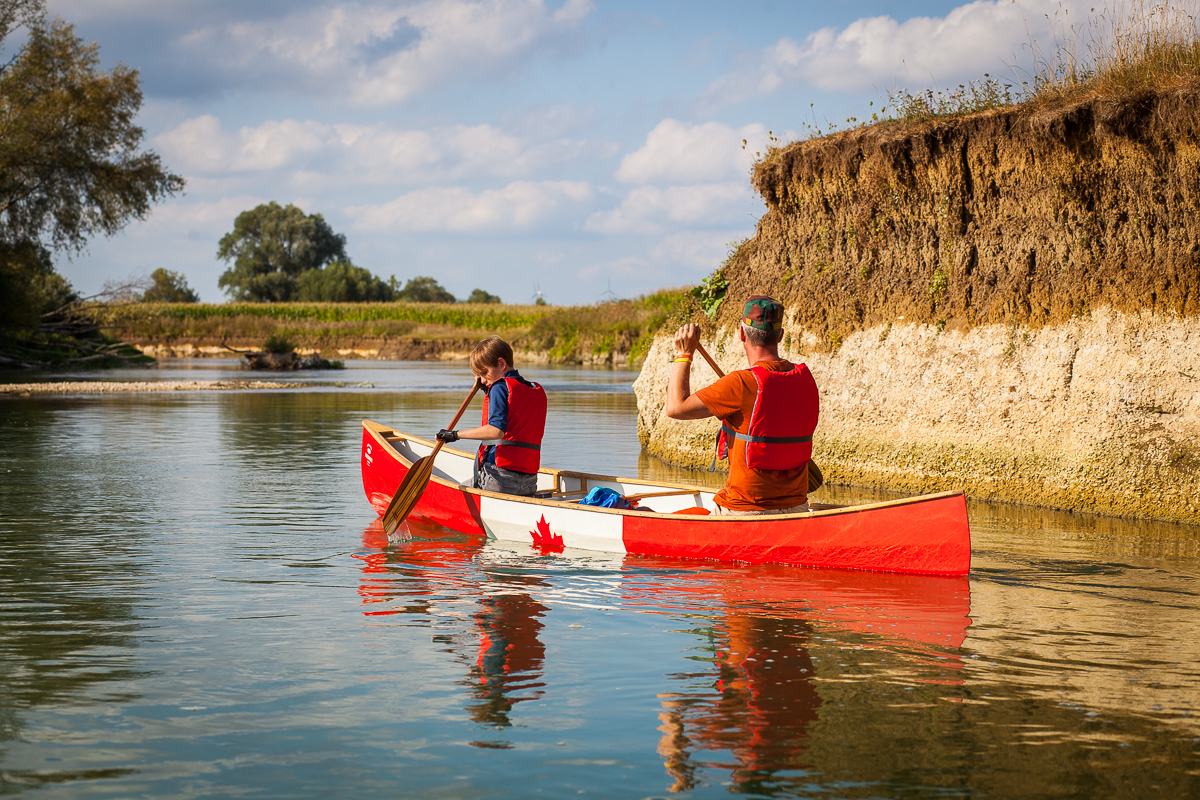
(1, 359, 1198, 799)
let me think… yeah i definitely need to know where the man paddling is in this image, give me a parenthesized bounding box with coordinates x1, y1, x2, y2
(665, 296, 819, 515)
(436, 336, 547, 497)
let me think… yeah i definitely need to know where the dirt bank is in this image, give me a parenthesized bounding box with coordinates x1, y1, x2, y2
(636, 84, 1200, 523)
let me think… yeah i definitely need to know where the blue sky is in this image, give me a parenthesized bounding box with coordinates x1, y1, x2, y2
(44, 0, 1085, 304)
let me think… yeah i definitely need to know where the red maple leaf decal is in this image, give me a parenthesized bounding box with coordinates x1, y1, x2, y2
(530, 515, 564, 552)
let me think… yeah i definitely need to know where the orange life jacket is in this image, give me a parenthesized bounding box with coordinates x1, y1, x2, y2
(716, 363, 818, 470)
(478, 376, 547, 473)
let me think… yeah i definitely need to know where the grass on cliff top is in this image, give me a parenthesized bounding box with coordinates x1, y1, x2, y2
(1024, 0, 1200, 106)
(767, 0, 1200, 143)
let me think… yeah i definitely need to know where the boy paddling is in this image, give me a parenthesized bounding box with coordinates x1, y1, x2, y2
(665, 296, 819, 514)
(436, 336, 547, 497)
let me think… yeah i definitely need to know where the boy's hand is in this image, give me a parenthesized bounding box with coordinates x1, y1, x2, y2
(436, 429, 459, 443)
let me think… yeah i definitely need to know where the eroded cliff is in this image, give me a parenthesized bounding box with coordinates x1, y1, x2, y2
(635, 84, 1200, 523)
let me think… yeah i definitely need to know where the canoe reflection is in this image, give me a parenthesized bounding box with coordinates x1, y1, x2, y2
(622, 560, 970, 791)
(355, 519, 972, 786)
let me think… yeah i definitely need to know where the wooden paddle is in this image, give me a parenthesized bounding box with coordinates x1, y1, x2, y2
(693, 342, 825, 494)
(382, 378, 483, 535)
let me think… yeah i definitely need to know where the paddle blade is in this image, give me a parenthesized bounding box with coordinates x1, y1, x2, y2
(382, 455, 436, 535)
(808, 460, 825, 494)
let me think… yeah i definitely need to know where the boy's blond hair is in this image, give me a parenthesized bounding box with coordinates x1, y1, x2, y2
(470, 336, 514, 375)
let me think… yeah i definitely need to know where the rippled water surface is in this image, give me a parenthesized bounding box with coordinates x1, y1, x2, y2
(2, 359, 1199, 798)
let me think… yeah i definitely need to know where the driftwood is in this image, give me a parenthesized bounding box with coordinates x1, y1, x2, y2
(221, 343, 339, 370)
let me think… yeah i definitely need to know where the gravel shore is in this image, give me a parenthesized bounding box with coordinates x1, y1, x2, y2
(1, 380, 300, 396)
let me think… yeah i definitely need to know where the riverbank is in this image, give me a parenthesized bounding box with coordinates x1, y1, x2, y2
(84, 292, 689, 368)
(0, 380, 308, 395)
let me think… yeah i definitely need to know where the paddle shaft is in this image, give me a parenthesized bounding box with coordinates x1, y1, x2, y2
(421, 376, 484, 468)
(382, 378, 482, 534)
(693, 343, 824, 494)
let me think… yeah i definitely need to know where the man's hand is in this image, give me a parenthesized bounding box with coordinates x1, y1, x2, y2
(436, 429, 459, 443)
(664, 323, 716, 421)
(674, 323, 700, 357)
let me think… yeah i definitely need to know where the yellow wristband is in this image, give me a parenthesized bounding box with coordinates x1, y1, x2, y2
(674, 356, 692, 363)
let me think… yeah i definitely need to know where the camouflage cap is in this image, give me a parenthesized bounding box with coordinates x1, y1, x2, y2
(742, 295, 784, 331)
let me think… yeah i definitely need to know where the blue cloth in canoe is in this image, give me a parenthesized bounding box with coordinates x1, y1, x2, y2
(577, 487, 632, 509)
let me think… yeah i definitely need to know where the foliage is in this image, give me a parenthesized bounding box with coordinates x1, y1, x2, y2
(466, 288, 502, 304)
(142, 268, 199, 303)
(0, 0, 42, 43)
(0, 18, 184, 252)
(886, 76, 1017, 123)
(93, 301, 548, 333)
(690, 241, 741, 317)
(262, 333, 294, 354)
(524, 288, 690, 363)
(396, 275, 456, 303)
(216, 202, 347, 302)
(534, 295, 547, 306)
(1022, 0, 1200, 105)
(296, 260, 396, 302)
(0, 240, 73, 328)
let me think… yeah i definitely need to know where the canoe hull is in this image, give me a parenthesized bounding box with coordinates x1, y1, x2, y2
(360, 422, 971, 576)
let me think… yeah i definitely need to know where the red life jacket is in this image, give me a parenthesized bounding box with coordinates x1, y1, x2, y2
(478, 376, 547, 473)
(715, 363, 818, 470)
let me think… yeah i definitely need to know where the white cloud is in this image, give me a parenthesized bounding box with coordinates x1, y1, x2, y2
(615, 120, 764, 185)
(153, 115, 610, 185)
(704, 0, 1078, 101)
(346, 180, 593, 232)
(584, 182, 754, 235)
(136, 196, 269, 234)
(651, 231, 743, 272)
(175, 0, 594, 106)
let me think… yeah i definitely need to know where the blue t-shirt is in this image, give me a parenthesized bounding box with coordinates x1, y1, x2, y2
(481, 370, 535, 466)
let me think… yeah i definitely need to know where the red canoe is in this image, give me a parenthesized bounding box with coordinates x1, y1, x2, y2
(361, 421, 972, 576)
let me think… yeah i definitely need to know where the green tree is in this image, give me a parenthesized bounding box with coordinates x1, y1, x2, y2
(0, 240, 74, 328)
(466, 288, 502, 304)
(0, 16, 185, 252)
(141, 267, 199, 303)
(216, 202, 347, 302)
(296, 260, 397, 302)
(397, 276, 456, 303)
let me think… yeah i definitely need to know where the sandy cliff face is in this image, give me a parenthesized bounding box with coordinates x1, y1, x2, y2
(635, 84, 1200, 522)
(635, 310, 1200, 523)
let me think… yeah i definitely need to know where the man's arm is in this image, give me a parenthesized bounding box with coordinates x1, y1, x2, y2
(665, 323, 715, 421)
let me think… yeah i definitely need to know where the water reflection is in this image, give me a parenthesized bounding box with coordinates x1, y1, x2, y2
(6, 362, 1200, 798)
(356, 517, 976, 792)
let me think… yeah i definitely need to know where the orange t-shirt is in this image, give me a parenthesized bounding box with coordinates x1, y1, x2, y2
(694, 359, 811, 511)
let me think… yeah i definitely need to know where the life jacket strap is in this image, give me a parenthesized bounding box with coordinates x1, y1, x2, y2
(720, 423, 812, 445)
(497, 440, 541, 451)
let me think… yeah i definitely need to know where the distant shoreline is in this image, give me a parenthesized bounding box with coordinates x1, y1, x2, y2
(0, 380, 306, 395)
